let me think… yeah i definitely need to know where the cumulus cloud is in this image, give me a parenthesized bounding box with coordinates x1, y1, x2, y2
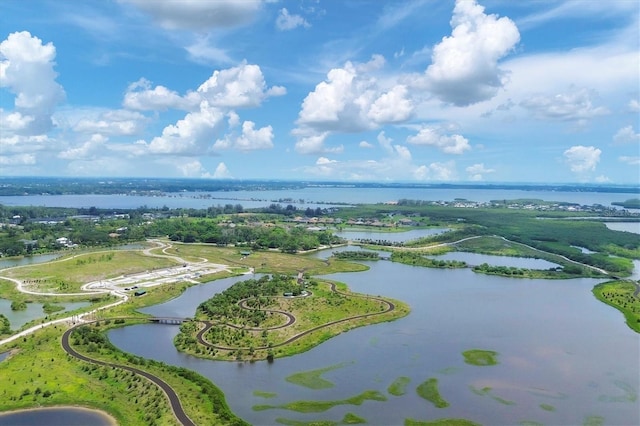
(563, 145, 601, 173)
(121, 0, 262, 30)
(293, 132, 343, 155)
(146, 101, 225, 155)
(0, 31, 65, 134)
(0, 153, 36, 166)
(413, 161, 458, 181)
(359, 140, 373, 148)
(276, 8, 310, 31)
(213, 162, 233, 178)
(58, 134, 108, 160)
(294, 56, 413, 153)
(214, 120, 274, 151)
(406, 127, 471, 154)
(613, 125, 640, 145)
(123, 78, 199, 111)
(425, 0, 520, 106)
(198, 61, 285, 108)
(73, 109, 147, 136)
(465, 163, 495, 181)
(520, 87, 608, 122)
(0, 110, 34, 132)
(628, 99, 640, 113)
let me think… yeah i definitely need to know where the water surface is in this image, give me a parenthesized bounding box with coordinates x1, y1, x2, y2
(109, 255, 639, 426)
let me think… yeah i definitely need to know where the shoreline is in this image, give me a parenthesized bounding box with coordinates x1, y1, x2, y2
(0, 405, 118, 425)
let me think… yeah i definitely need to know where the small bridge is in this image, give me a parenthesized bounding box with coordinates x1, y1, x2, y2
(149, 317, 192, 325)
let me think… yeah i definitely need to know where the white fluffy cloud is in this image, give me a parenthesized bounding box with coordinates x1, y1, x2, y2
(563, 145, 601, 173)
(213, 162, 233, 178)
(406, 127, 471, 154)
(619, 156, 640, 166)
(295, 56, 413, 153)
(276, 8, 310, 31)
(425, 0, 520, 106)
(73, 109, 147, 136)
(0, 31, 65, 134)
(146, 101, 225, 155)
(198, 61, 285, 108)
(613, 125, 640, 145)
(520, 87, 609, 122)
(465, 163, 495, 181)
(58, 134, 108, 160)
(121, 0, 262, 30)
(214, 120, 274, 151)
(123, 78, 199, 111)
(413, 161, 458, 181)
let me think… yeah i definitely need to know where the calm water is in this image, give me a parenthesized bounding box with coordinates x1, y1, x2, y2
(1, 187, 637, 209)
(605, 222, 640, 235)
(0, 300, 90, 330)
(0, 253, 62, 270)
(336, 228, 449, 243)
(429, 252, 560, 269)
(0, 407, 115, 426)
(109, 255, 639, 426)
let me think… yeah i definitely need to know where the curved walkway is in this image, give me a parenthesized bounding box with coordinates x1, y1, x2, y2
(61, 323, 195, 426)
(195, 282, 395, 351)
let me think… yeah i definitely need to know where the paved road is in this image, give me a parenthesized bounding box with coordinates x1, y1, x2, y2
(61, 323, 195, 426)
(196, 282, 395, 351)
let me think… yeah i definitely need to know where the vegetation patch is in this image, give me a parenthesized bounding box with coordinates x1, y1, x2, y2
(387, 376, 411, 396)
(391, 251, 466, 269)
(332, 250, 380, 261)
(286, 363, 351, 389)
(583, 415, 605, 426)
(253, 390, 277, 398)
(416, 378, 449, 408)
(469, 385, 516, 406)
(253, 390, 387, 413)
(592, 281, 640, 333)
(597, 379, 638, 403)
(539, 403, 555, 411)
(462, 349, 499, 366)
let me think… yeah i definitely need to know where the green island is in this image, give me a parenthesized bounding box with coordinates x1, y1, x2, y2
(592, 281, 640, 332)
(462, 349, 499, 366)
(285, 363, 351, 389)
(0, 197, 638, 425)
(416, 378, 449, 408)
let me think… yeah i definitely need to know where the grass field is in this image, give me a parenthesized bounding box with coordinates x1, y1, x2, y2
(592, 280, 640, 333)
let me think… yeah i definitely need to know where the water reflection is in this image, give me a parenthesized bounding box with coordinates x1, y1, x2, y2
(109, 255, 639, 425)
(0, 300, 90, 330)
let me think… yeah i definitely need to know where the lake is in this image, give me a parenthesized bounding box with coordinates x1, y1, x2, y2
(108, 252, 639, 426)
(0, 407, 116, 426)
(0, 299, 90, 330)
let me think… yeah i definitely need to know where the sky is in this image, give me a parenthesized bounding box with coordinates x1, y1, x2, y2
(0, 0, 639, 184)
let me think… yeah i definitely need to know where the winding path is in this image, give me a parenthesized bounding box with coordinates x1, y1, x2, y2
(61, 323, 195, 426)
(195, 282, 395, 351)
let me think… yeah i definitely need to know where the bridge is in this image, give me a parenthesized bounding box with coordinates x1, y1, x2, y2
(148, 317, 192, 325)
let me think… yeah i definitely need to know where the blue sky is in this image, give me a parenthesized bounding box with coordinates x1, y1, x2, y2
(1, 0, 638, 183)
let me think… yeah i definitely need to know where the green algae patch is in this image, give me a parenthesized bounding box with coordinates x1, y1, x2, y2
(342, 413, 367, 424)
(469, 385, 516, 406)
(583, 415, 605, 426)
(597, 379, 637, 403)
(462, 349, 499, 366)
(388, 376, 411, 396)
(253, 390, 278, 398)
(540, 403, 555, 411)
(416, 378, 449, 408)
(405, 418, 481, 426)
(285, 362, 351, 390)
(253, 390, 387, 413)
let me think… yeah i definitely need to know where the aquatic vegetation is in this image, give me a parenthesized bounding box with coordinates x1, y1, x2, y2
(416, 378, 449, 408)
(404, 418, 481, 426)
(253, 390, 277, 398)
(469, 385, 516, 406)
(462, 349, 499, 366)
(388, 376, 411, 396)
(539, 403, 555, 411)
(286, 362, 351, 389)
(253, 390, 387, 413)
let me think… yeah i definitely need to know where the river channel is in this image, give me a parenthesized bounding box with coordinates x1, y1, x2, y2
(108, 247, 639, 425)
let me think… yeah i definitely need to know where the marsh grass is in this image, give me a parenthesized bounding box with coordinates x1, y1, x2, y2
(285, 362, 351, 389)
(253, 390, 387, 413)
(387, 376, 411, 396)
